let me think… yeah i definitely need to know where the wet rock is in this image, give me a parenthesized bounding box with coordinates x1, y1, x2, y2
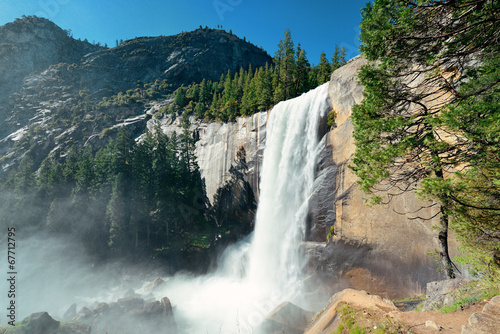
(93, 302, 110, 315)
(259, 302, 314, 334)
(73, 307, 93, 322)
(25, 312, 60, 334)
(117, 297, 145, 312)
(144, 277, 165, 293)
(63, 303, 77, 319)
(161, 296, 174, 317)
(143, 301, 163, 317)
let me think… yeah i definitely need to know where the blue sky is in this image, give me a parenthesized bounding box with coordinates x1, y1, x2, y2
(0, 0, 368, 65)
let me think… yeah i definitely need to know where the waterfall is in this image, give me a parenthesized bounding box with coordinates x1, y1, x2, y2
(156, 83, 331, 333)
(247, 82, 330, 296)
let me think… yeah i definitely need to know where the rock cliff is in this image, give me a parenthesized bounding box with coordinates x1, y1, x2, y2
(318, 56, 463, 298)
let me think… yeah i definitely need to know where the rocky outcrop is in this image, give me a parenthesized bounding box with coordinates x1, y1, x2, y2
(209, 146, 257, 242)
(258, 302, 315, 334)
(150, 111, 268, 204)
(310, 56, 462, 299)
(462, 295, 500, 334)
(0, 16, 101, 105)
(70, 296, 177, 334)
(423, 279, 471, 311)
(304, 289, 398, 334)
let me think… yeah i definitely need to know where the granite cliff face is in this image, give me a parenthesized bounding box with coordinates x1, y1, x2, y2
(318, 57, 454, 298)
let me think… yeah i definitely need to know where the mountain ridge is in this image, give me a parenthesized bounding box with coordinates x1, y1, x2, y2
(0, 16, 272, 174)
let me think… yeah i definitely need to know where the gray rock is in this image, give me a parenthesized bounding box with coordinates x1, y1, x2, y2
(258, 302, 314, 334)
(25, 312, 60, 334)
(423, 279, 471, 311)
(161, 296, 174, 317)
(143, 300, 163, 317)
(144, 277, 165, 293)
(117, 297, 145, 312)
(63, 303, 77, 319)
(73, 306, 93, 322)
(93, 302, 110, 315)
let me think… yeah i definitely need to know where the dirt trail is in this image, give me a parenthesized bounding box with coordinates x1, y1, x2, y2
(392, 301, 486, 333)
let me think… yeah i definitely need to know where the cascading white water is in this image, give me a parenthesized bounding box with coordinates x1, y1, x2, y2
(247, 82, 330, 296)
(154, 83, 331, 333)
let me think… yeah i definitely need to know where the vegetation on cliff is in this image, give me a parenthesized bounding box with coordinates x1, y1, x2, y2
(165, 29, 347, 122)
(351, 0, 499, 282)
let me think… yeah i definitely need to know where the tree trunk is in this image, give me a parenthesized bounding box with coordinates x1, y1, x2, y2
(435, 166, 456, 279)
(438, 204, 456, 279)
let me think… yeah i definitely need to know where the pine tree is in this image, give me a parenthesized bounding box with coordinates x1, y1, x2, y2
(332, 44, 347, 72)
(295, 43, 310, 96)
(107, 173, 130, 252)
(256, 63, 273, 111)
(316, 52, 331, 85)
(352, 0, 500, 279)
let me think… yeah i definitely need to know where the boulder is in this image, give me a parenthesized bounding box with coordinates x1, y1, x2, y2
(117, 296, 145, 312)
(144, 277, 165, 293)
(462, 295, 500, 334)
(423, 279, 471, 311)
(259, 302, 314, 334)
(25, 312, 60, 334)
(143, 301, 163, 317)
(63, 303, 77, 319)
(93, 302, 110, 315)
(161, 296, 175, 317)
(73, 306, 93, 322)
(304, 289, 398, 334)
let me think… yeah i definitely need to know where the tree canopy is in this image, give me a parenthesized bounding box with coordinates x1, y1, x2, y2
(352, 0, 499, 281)
(164, 29, 347, 122)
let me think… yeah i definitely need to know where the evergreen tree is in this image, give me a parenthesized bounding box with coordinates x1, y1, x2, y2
(107, 173, 130, 252)
(331, 44, 347, 71)
(199, 78, 211, 105)
(256, 63, 273, 111)
(295, 44, 310, 96)
(316, 52, 331, 85)
(351, 0, 500, 279)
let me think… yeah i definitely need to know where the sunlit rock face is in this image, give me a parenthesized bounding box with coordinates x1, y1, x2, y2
(149, 111, 268, 205)
(316, 56, 463, 299)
